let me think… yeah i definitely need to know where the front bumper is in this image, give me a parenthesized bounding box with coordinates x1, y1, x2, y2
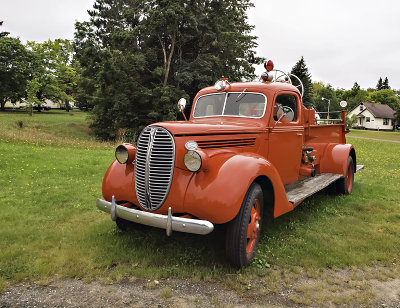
(96, 197, 214, 236)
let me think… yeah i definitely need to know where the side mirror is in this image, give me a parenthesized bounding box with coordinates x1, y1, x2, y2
(178, 98, 187, 111)
(177, 98, 188, 121)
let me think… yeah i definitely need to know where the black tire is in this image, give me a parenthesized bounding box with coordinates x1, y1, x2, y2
(336, 156, 354, 194)
(226, 183, 264, 268)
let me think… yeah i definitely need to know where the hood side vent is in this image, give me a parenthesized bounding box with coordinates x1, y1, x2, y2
(197, 138, 256, 149)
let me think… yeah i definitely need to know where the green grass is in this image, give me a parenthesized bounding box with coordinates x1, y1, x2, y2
(255, 137, 400, 268)
(348, 128, 400, 141)
(0, 110, 399, 300)
(0, 109, 113, 148)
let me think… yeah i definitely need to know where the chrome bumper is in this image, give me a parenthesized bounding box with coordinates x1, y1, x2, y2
(96, 197, 214, 236)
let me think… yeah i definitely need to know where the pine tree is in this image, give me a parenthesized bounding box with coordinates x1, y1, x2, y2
(0, 21, 10, 38)
(376, 77, 383, 90)
(382, 77, 390, 89)
(290, 56, 313, 106)
(74, 0, 262, 140)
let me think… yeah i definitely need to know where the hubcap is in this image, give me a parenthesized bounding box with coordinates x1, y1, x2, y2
(246, 199, 261, 255)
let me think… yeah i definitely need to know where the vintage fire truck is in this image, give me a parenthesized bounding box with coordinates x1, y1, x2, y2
(96, 61, 363, 268)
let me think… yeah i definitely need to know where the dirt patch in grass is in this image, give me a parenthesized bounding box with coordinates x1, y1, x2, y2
(1, 267, 399, 307)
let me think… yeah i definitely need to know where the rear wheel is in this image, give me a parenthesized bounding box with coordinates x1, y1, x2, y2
(226, 183, 264, 268)
(336, 156, 354, 194)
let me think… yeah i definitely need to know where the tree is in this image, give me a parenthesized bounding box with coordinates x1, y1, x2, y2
(26, 39, 76, 111)
(336, 82, 369, 111)
(0, 21, 10, 38)
(369, 89, 400, 111)
(376, 77, 383, 90)
(312, 82, 339, 117)
(290, 57, 313, 106)
(394, 109, 400, 129)
(75, 0, 262, 140)
(0, 36, 33, 111)
(382, 77, 390, 89)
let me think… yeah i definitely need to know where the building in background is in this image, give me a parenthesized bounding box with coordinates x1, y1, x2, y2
(348, 102, 395, 131)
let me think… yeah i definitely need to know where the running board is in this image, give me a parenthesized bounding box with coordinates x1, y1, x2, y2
(356, 165, 364, 172)
(285, 173, 343, 204)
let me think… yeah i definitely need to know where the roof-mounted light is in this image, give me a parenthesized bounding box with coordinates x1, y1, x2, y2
(215, 78, 229, 91)
(264, 60, 274, 72)
(261, 72, 273, 82)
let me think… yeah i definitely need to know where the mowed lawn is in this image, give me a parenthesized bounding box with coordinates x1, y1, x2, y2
(348, 128, 400, 142)
(0, 110, 399, 292)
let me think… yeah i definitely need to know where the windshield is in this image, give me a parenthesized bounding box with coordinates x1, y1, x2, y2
(193, 92, 266, 118)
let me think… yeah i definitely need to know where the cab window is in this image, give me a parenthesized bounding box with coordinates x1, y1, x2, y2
(273, 94, 298, 122)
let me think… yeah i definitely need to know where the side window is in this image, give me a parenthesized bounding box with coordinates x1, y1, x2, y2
(274, 94, 298, 122)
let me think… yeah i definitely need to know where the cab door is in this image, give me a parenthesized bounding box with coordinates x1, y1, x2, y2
(267, 92, 304, 185)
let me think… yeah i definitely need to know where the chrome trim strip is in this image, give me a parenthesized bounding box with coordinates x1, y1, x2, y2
(96, 199, 214, 236)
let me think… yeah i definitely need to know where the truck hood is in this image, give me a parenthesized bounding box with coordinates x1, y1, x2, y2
(152, 118, 265, 136)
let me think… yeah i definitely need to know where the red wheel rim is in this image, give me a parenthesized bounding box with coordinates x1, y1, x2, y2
(246, 199, 261, 255)
(347, 164, 353, 192)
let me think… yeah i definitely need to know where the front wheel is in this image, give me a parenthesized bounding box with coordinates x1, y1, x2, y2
(336, 156, 354, 194)
(226, 183, 264, 268)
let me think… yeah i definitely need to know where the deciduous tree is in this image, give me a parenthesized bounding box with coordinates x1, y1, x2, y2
(369, 89, 400, 111)
(0, 36, 32, 111)
(26, 39, 76, 111)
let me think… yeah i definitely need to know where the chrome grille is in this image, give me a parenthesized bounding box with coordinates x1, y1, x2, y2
(135, 126, 175, 211)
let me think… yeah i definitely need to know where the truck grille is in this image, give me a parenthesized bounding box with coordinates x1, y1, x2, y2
(135, 126, 175, 211)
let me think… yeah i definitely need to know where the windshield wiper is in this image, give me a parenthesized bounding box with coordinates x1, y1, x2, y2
(235, 88, 248, 102)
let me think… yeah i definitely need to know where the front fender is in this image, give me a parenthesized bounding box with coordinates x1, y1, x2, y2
(319, 144, 355, 175)
(183, 153, 293, 224)
(102, 160, 139, 205)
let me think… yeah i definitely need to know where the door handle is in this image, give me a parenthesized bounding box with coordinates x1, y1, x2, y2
(297, 133, 303, 136)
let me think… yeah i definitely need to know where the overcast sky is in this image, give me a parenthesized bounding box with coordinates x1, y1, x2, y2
(2, 0, 400, 90)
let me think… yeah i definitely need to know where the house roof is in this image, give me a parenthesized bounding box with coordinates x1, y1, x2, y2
(358, 102, 395, 119)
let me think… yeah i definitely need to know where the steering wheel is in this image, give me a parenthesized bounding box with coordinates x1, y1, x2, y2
(282, 106, 295, 121)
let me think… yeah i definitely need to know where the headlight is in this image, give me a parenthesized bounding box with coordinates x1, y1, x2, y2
(115, 144, 136, 164)
(115, 145, 129, 164)
(184, 150, 202, 172)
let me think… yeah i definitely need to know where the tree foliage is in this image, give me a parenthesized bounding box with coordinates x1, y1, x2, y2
(74, 0, 262, 140)
(382, 77, 390, 89)
(337, 82, 369, 111)
(369, 89, 400, 111)
(290, 56, 313, 106)
(376, 77, 383, 91)
(311, 82, 339, 117)
(0, 36, 33, 111)
(26, 39, 76, 111)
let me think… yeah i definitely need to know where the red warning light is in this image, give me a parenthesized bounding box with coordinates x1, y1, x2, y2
(264, 60, 274, 72)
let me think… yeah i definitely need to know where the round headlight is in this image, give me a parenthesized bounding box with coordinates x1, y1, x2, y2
(184, 150, 202, 172)
(115, 145, 129, 164)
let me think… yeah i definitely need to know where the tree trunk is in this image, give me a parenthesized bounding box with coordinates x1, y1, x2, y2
(0, 99, 5, 111)
(65, 101, 70, 112)
(159, 34, 176, 87)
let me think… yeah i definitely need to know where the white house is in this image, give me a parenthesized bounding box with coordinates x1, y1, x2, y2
(348, 102, 395, 131)
(4, 99, 73, 109)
